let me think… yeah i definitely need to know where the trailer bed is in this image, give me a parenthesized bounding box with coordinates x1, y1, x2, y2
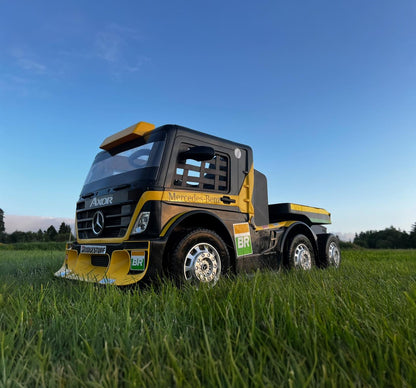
(268, 203, 331, 225)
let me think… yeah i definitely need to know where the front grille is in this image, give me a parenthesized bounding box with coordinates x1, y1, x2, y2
(77, 203, 135, 239)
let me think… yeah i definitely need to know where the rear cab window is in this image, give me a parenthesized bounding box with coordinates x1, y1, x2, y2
(172, 143, 230, 192)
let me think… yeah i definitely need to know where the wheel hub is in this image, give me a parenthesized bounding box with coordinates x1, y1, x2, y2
(328, 241, 340, 267)
(184, 243, 221, 284)
(294, 243, 312, 270)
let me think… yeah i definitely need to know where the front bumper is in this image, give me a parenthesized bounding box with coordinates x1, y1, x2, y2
(54, 241, 163, 286)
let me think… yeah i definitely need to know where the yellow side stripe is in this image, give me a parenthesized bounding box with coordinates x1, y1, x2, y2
(77, 173, 255, 244)
(290, 203, 330, 216)
(255, 221, 295, 231)
(160, 212, 186, 237)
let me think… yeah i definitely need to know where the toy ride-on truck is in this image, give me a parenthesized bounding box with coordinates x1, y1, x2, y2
(55, 121, 341, 286)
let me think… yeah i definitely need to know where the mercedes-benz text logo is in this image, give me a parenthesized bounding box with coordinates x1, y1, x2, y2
(92, 211, 105, 236)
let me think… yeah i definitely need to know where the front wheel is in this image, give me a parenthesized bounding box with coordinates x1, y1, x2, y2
(170, 229, 230, 286)
(285, 234, 315, 270)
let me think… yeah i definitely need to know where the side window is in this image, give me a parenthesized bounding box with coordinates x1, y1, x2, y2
(173, 144, 229, 192)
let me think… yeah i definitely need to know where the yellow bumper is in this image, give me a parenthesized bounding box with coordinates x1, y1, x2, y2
(54, 246, 149, 286)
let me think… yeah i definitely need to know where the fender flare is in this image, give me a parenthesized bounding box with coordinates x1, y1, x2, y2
(160, 210, 236, 269)
(160, 210, 229, 238)
(279, 221, 318, 258)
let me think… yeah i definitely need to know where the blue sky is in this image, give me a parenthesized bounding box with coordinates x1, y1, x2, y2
(1, 0, 415, 238)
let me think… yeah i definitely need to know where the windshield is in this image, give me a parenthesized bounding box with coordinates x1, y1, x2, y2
(84, 140, 165, 186)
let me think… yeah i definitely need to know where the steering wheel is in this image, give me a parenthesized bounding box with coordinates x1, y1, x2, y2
(128, 148, 151, 167)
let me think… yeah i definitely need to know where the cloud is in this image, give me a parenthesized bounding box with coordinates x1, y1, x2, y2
(17, 58, 47, 73)
(5, 22, 147, 85)
(333, 232, 355, 242)
(10, 48, 47, 74)
(1, 48, 49, 96)
(95, 30, 122, 63)
(93, 23, 149, 74)
(5, 215, 75, 234)
(1, 23, 148, 97)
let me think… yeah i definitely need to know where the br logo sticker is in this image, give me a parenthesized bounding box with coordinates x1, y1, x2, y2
(233, 223, 253, 257)
(130, 251, 146, 271)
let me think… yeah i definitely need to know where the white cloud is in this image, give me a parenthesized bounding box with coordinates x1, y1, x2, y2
(10, 48, 47, 74)
(17, 58, 47, 73)
(5, 215, 75, 234)
(95, 30, 122, 63)
(333, 232, 355, 242)
(93, 23, 148, 74)
(4, 23, 148, 85)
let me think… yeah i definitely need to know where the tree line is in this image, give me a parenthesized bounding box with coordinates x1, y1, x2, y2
(353, 224, 416, 249)
(1, 207, 416, 249)
(0, 208, 74, 244)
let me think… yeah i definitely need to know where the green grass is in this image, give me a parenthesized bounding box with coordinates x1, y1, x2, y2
(1, 250, 415, 387)
(0, 242, 67, 251)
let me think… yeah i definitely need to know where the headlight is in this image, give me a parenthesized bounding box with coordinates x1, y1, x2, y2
(132, 212, 150, 234)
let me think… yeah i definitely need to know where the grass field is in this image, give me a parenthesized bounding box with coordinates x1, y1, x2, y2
(1, 249, 415, 387)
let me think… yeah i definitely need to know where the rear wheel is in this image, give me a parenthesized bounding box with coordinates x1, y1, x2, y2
(318, 234, 341, 268)
(285, 234, 315, 270)
(170, 228, 230, 286)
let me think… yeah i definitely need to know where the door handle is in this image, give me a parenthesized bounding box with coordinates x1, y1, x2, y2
(220, 196, 236, 204)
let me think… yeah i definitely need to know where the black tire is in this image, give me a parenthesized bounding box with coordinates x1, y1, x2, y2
(318, 234, 341, 268)
(285, 234, 315, 270)
(169, 228, 230, 286)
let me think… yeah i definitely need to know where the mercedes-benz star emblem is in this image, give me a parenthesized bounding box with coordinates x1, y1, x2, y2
(92, 211, 105, 236)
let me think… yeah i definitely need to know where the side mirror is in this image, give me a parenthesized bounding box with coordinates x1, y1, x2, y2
(179, 146, 215, 162)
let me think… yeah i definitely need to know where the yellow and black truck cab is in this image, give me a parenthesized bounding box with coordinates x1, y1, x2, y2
(55, 122, 341, 286)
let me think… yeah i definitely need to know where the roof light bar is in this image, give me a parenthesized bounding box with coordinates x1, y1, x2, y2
(100, 121, 155, 151)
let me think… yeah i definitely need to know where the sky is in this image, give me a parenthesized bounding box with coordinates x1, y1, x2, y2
(1, 0, 415, 240)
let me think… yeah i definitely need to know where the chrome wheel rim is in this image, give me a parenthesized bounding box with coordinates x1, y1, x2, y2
(328, 241, 340, 267)
(184, 242, 221, 284)
(294, 243, 312, 270)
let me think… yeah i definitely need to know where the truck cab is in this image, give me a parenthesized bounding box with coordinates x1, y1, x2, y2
(55, 122, 341, 286)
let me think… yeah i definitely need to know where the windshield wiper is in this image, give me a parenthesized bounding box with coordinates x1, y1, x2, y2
(81, 192, 94, 199)
(113, 184, 131, 191)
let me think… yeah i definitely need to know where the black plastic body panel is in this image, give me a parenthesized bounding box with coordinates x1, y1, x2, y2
(269, 203, 330, 225)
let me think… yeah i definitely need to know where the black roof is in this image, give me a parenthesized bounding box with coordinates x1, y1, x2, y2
(153, 124, 251, 151)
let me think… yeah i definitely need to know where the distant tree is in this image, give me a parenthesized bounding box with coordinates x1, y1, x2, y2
(410, 222, 416, 248)
(57, 222, 73, 241)
(46, 225, 58, 241)
(9, 231, 28, 243)
(36, 229, 44, 242)
(0, 219, 75, 244)
(354, 225, 414, 249)
(0, 208, 4, 243)
(0, 208, 4, 234)
(58, 222, 71, 235)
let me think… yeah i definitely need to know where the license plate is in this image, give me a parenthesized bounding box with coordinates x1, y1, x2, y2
(80, 245, 106, 254)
